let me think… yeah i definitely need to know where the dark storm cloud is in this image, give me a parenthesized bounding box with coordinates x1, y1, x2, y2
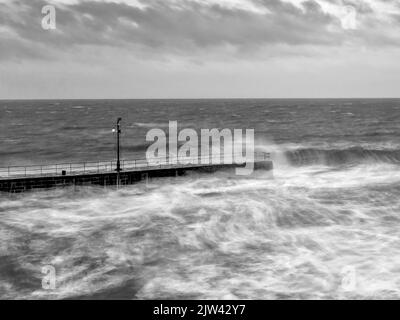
(0, 0, 398, 61)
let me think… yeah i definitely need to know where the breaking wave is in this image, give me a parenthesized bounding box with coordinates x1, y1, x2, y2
(285, 147, 400, 166)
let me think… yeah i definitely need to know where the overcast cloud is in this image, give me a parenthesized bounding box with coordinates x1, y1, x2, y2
(0, 0, 399, 98)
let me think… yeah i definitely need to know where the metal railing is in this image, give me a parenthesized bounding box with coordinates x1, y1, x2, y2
(0, 152, 270, 179)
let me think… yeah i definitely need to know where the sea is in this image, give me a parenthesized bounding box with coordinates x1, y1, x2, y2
(0, 99, 399, 299)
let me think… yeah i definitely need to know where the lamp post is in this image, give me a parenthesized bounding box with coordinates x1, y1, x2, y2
(116, 117, 122, 173)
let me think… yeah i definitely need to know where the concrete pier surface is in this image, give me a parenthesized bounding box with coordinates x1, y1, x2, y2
(0, 153, 273, 193)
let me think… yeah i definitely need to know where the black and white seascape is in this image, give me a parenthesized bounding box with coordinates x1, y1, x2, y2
(1, 0, 400, 300)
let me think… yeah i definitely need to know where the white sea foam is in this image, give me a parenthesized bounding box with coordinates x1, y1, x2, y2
(1, 149, 399, 299)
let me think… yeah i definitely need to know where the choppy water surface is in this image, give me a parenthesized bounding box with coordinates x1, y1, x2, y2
(0, 99, 400, 299)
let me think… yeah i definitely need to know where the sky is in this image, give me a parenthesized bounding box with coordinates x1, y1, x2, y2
(0, 0, 400, 99)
